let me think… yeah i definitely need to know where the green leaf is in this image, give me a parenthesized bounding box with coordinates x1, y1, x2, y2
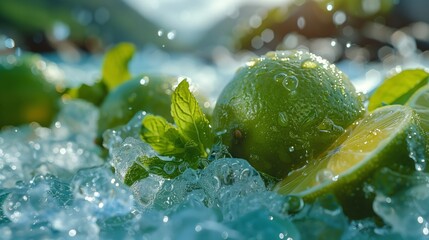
(368, 69, 429, 111)
(124, 155, 182, 186)
(141, 115, 186, 156)
(124, 161, 149, 186)
(102, 42, 136, 90)
(171, 80, 213, 157)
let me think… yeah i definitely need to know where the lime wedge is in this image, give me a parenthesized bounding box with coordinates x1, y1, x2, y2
(274, 105, 427, 218)
(406, 85, 429, 133)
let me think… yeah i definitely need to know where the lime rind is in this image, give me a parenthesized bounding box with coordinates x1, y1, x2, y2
(275, 105, 421, 202)
(406, 84, 429, 132)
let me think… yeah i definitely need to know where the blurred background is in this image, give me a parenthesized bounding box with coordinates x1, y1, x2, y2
(1, 0, 429, 94)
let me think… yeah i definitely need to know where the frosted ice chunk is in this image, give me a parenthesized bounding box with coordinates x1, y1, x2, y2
(131, 174, 165, 208)
(292, 194, 348, 239)
(3, 175, 72, 225)
(71, 165, 135, 218)
(0, 127, 37, 188)
(51, 99, 99, 143)
(200, 158, 266, 207)
(108, 137, 155, 182)
(102, 111, 146, 150)
(342, 220, 402, 240)
(0, 100, 103, 186)
(144, 207, 240, 240)
(154, 168, 201, 211)
(227, 209, 300, 240)
(373, 168, 429, 239)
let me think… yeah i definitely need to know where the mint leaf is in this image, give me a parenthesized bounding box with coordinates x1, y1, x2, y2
(124, 155, 182, 186)
(102, 42, 136, 90)
(141, 115, 186, 156)
(124, 161, 149, 186)
(171, 80, 213, 157)
(135, 79, 214, 182)
(369, 69, 429, 111)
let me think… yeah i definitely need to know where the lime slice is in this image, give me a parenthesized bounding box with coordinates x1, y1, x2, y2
(274, 105, 427, 218)
(406, 85, 429, 133)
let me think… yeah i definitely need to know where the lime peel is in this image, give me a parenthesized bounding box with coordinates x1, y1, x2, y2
(275, 105, 427, 218)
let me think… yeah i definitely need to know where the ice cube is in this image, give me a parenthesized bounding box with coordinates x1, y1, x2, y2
(144, 207, 240, 240)
(131, 174, 164, 208)
(373, 168, 429, 239)
(2, 175, 72, 225)
(292, 194, 349, 239)
(108, 136, 155, 182)
(71, 165, 135, 218)
(227, 209, 300, 240)
(0, 126, 36, 188)
(102, 111, 146, 150)
(200, 158, 266, 208)
(342, 220, 402, 240)
(51, 99, 99, 143)
(154, 168, 201, 211)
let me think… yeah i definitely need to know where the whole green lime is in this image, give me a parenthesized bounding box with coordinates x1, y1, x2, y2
(98, 74, 212, 136)
(212, 50, 365, 179)
(0, 53, 64, 128)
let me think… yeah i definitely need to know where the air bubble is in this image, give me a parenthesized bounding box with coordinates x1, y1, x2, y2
(316, 169, 335, 183)
(274, 73, 299, 93)
(163, 162, 177, 175)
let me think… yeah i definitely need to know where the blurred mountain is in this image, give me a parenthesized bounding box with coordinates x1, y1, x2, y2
(0, 0, 176, 53)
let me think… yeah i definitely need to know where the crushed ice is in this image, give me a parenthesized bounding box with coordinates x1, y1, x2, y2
(1, 100, 429, 239)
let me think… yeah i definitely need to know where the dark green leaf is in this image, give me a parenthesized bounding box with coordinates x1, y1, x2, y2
(123, 161, 149, 186)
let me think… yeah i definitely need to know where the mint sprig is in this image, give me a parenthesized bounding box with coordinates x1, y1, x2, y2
(124, 80, 214, 186)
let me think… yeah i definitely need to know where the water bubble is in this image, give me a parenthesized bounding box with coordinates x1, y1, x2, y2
(139, 76, 150, 85)
(261, 29, 275, 43)
(333, 11, 347, 25)
(167, 31, 176, 40)
(251, 36, 264, 49)
(326, 2, 334, 11)
(316, 169, 335, 183)
(297, 17, 305, 29)
(282, 76, 298, 92)
(163, 162, 177, 175)
(317, 117, 344, 134)
(4, 38, 15, 49)
(282, 195, 304, 213)
(274, 73, 299, 93)
(52, 21, 70, 41)
(249, 15, 262, 28)
(362, 0, 381, 15)
(301, 60, 318, 69)
(289, 146, 295, 153)
(277, 112, 289, 127)
(406, 125, 427, 171)
(246, 60, 257, 67)
(157, 29, 164, 37)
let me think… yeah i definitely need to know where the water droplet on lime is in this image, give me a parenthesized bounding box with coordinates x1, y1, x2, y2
(278, 112, 289, 127)
(301, 60, 318, 69)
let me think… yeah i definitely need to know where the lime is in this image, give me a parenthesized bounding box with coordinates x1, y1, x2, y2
(212, 50, 365, 179)
(0, 53, 64, 128)
(274, 105, 427, 218)
(98, 74, 211, 136)
(406, 85, 429, 134)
